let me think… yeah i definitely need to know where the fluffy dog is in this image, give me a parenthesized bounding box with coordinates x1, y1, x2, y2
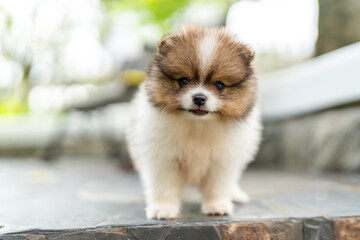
(126, 26, 261, 219)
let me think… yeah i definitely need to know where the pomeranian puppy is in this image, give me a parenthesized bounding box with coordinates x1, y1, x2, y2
(127, 26, 261, 219)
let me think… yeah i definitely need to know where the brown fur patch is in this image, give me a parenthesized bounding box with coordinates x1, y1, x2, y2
(146, 25, 257, 120)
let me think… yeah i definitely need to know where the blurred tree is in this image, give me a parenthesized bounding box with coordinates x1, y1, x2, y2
(316, 0, 360, 55)
(0, 1, 111, 114)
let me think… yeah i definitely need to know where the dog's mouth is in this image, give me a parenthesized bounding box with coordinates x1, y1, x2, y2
(189, 109, 209, 116)
(178, 107, 211, 116)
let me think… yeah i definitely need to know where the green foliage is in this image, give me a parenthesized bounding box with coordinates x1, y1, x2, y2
(103, 0, 191, 32)
(103, 0, 189, 20)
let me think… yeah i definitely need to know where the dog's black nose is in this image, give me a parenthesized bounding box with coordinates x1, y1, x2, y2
(193, 94, 207, 106)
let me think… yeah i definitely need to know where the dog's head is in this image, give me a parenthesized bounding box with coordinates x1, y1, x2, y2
(146, 25, 257, 121)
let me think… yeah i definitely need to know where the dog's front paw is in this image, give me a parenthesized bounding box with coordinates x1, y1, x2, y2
(232, 187, 250, 204)
(146, 202, 180, 220)
(202, 199, 233, 216)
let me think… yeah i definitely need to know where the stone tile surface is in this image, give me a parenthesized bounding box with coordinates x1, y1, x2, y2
(0, 158, 359, 239)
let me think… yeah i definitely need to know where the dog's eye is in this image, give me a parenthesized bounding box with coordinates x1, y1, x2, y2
(214, 81, 225, 91)
(178, 77, 189, 88)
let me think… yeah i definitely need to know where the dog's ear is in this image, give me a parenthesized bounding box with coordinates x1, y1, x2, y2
(239, 44, 255, 64)
(157, 34, 178, 56)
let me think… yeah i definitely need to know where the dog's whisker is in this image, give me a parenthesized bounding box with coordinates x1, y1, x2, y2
(161, 102, 178, 113)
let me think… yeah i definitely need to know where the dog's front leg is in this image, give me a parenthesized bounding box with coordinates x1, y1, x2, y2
(200, 159, 238, 216)
(143, 157, 183, 220)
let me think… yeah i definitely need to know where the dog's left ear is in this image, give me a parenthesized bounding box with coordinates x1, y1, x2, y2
(239, 44, 255, 64)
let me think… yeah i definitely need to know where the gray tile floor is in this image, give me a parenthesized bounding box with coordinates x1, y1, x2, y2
(1, 158, 360, 235)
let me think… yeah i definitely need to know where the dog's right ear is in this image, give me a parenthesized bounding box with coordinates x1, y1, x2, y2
(157, 34, 178, 56)
(238, 43, 255, 65)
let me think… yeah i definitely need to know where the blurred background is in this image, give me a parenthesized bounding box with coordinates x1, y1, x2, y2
(0, 0, 359, 172)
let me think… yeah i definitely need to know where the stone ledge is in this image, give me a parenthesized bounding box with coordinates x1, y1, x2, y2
(1, 159, 360, 239)
(1, 217, 359, 240)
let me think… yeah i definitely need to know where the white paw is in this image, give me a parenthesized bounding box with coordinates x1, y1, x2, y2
(232, 187, 250, 204)
(202, 199, 233, 216)
(146, 202, 180, 220)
